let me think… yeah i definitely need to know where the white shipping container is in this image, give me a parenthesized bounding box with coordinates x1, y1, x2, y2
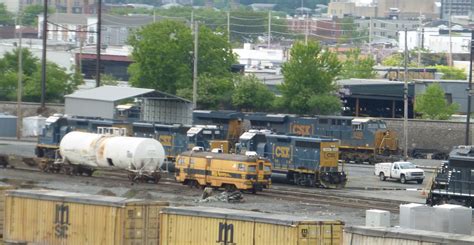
(366, 209, 390, 227)
(433, 204, 472, 235)
(399, 203, 433, 231)
(22, 116, 46, 137)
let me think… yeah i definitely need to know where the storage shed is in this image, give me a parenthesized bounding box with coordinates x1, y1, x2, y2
(0, 113, 17, 137)
(65, 86, 192, 124)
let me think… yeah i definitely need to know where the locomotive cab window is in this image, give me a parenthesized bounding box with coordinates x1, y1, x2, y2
(248, 165, 257, 172)
(352, 124, 363, 131)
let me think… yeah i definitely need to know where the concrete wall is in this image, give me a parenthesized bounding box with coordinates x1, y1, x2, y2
(0, 101, 64, 118)
(384, 118, 471, 153)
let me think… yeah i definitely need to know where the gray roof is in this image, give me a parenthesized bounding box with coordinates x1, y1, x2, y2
(337, 78, 406, 86)
(7, 189, 168, 207)
(102, 14, 156, 27)
(47, 13, 91, 25)
(162, 206, 344, 226)
(65, 86, 154, 102)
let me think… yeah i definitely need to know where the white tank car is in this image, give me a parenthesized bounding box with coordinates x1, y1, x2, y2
(59, 131, 165, 172)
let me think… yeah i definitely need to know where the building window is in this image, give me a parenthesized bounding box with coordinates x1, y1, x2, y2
(381, 23, 386, 28)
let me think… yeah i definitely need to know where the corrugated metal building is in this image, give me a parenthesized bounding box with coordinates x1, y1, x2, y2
(65, 86, 192, 124)
(0, 114, 17, 137)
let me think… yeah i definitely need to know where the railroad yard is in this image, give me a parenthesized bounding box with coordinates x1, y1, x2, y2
(0, 138, 436, 227)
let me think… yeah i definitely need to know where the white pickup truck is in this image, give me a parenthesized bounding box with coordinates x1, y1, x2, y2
(374, 161, 425, 184)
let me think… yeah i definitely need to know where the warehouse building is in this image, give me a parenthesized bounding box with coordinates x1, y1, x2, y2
(65, 86, 192, 124)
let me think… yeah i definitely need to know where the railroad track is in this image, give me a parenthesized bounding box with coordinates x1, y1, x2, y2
(4, 155, 408, 212)
(262, 188, 403, 213)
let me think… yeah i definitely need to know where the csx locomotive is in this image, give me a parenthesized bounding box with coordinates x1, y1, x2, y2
(194, 111, 400, 163)
(237, 130, 346, 188)
(426, 146, 474, 207)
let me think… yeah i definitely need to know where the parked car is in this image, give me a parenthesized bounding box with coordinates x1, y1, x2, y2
(374, 161, 425, 184)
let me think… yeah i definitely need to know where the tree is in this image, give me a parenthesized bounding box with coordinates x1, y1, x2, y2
(0, 4, 13, 26)
(340, 49, 376, 79)
(21, 5, 54, 26)
(434, 65, 467, 80)
(100, 73, 119, 86)
(0, 48, 78, 103)
(415, 83, 459, 120)
(232, 75, 275, 111)
(279, 40, 342, 114)
(128, 20, 236, 96)
(176, 74, 234, 109)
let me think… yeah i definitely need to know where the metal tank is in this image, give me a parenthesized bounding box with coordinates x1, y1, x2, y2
(59, 131, 165, 172)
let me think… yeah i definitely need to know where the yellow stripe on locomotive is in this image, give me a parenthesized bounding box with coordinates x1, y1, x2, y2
(175, 151, 271, 193)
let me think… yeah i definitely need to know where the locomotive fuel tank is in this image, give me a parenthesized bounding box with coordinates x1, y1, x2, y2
(59, 131, 165, 172)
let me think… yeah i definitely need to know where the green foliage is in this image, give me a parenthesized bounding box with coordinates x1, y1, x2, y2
(340, 49, 376, 79)
(280, 40, 342, 115)
(176, 74, 234, 109)
(146, 7, 288, 44)
(410, 48, 447, 66)
(415, 83, 459, 120)
(128, 20, 236, 101)
(21, 5, 54, 26)
(0, 3, 13, 26)
(0, 48, 77, 103)
(100, 73, 119, 86)
(232, 75, 275, 111)
(434, 65, 467, 80)
(338, 17, 368, 44)
(382, 53, 417, 67)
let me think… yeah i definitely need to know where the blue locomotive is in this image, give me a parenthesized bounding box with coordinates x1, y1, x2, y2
(427, 146, 474, 207)
(36, 115, 229, 164)
(237, 130, 347, 188)
(195, 111, 399, 163)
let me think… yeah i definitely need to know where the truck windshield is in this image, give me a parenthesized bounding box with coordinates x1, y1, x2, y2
(399, 163, 416, 169)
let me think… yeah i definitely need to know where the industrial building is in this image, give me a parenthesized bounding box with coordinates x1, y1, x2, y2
(65, 86, 192, 124)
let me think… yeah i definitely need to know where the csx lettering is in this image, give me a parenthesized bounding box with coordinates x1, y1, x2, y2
(291, 124, 312, 136)
(325, 153, 336, 158)
(275, 146, 290, 158)
(159, 135, 173, 146)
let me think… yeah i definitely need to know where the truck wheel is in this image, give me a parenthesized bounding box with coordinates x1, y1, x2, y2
(417, 179, 423, 184)
(400, 175, 407, 184)
(379, 172, 386, 181)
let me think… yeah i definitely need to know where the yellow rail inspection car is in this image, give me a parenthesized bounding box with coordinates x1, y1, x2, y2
(175, 151, 272, 193)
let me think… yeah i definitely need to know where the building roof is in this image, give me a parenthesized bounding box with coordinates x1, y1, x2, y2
(337, 78, 406, 86)
(46, 13, 91, 25)
(102, 14, 156, 27)
(65, 86, 154, 102)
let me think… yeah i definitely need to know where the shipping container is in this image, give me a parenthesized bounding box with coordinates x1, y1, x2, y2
(0, 114, 17, 137)
(0, 184, 14, 237)
(160, 206, 344, 245)
(344, 226, 474, 245)
(4, 189, 168, 245)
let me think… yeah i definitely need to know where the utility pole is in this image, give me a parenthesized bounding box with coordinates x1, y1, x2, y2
(465, 30, 474, 145)
(16, 10, 23, 140)
(190, 9, 194, 30)
(304, 14, 308, 45)
(96, 0, 102, 87)
(267, 11, 271, 48)
(417, 13, 424, 66)
(403, 28, 409, 159)
(227, 11, 230, 43)
(41, 0, 48, 110)
(369, 18, 372, 54)
(192, 22, 199, 109)
(448, 1, 453, 67)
